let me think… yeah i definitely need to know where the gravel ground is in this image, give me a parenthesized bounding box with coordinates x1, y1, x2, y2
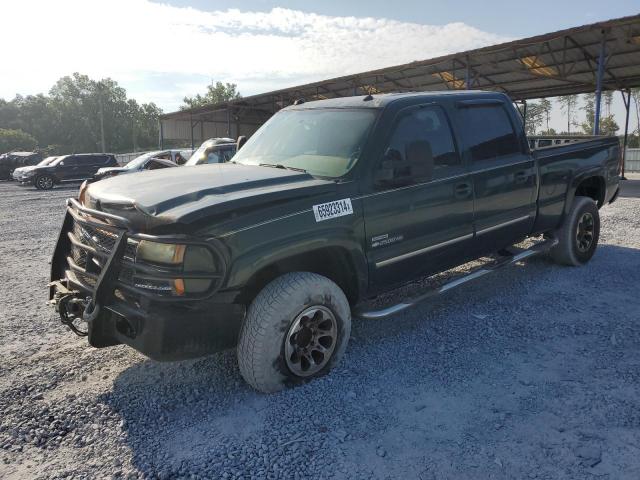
(1, 178, 640, 480)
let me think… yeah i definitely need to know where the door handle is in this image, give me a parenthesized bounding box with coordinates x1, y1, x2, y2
(454, 182, 471, 197)
(515, 171, 528, 183)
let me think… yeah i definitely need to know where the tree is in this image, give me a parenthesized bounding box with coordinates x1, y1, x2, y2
(181, 81, 241, 110)
(524, 102, 545, 135)
(539, 98, 552, 131)
(0, 73, 162, 154)
(0, 128, 37, 152)
(579, 93, 619, 136)
(557, 95, 579, 134)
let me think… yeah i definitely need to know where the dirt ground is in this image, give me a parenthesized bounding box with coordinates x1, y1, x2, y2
(1, 178, 639, 480)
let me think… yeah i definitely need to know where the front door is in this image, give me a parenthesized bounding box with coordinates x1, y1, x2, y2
(454, 100, 537, 253)
(362, 104, 474, 290)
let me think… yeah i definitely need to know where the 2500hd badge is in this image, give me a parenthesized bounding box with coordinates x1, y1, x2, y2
(313, 198, 353, 222)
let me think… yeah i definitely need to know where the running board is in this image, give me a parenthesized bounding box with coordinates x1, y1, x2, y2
(354, 238, 558, 320)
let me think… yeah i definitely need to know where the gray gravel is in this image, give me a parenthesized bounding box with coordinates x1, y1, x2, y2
(1, 178, 640, 480)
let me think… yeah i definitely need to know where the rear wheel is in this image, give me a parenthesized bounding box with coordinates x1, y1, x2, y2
(35, 175, 54, 190)
(549, 196, 600, 266)
(237, 272, 351, 393)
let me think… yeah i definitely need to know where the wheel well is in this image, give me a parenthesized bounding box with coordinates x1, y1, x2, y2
(575, 176, 605, 207)
(238, 247, 360, 306)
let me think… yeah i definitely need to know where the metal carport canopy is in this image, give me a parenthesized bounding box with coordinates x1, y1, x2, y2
(160, 13, 640, 144)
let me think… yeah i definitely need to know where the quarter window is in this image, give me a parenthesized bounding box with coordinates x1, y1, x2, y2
(458, 104, 521, 161)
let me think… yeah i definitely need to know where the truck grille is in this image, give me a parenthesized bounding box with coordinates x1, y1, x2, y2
(62, 198, 225, 302)
(68, 216, 137, 290)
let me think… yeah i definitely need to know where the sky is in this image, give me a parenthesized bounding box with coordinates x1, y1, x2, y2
(1, 0, 639, 133)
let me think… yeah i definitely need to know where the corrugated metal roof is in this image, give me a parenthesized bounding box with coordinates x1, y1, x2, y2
(162, 13, 640, 122)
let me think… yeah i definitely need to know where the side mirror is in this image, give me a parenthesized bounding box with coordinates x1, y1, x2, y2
(59, 161, 65, 166)
(237, 136, 247, 151)
(374, 148, 401, 184)
(374, 159, 395, 183)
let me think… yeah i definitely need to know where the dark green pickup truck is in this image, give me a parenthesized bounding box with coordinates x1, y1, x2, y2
(49, 91, 621, 392)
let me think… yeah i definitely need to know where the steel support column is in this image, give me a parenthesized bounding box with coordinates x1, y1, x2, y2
(159, 119, 164, 149)
(593, 34, 606, 135)
(621, 89, 631, 180)
(465, 56, 471, 89)
(190, 113, 194, 151)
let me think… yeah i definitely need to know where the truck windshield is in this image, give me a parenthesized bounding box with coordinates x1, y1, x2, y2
(233, 108, 377, 178)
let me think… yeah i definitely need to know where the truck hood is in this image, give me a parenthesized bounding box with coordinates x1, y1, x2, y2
(86, 163, 335, 228)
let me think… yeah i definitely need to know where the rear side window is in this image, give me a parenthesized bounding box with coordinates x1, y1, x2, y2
(457, 104, 521, 161)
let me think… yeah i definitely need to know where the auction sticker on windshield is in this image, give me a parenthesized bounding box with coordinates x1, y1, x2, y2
(313, 198, 353, 222)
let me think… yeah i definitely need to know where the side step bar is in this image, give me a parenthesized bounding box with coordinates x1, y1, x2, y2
(354, 238, 558, 320)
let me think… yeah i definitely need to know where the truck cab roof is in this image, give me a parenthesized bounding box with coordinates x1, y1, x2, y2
(285, 90, 504, 110)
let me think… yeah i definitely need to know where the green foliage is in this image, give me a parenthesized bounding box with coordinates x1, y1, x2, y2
(524, 102, 545, 135)
(579, 93, 619, 136)
(181, 81, 241, 110)
(0, 128, 37, 152)
(0, 73, 162, 154)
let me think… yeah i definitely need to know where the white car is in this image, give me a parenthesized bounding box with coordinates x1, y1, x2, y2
(12, 156, 59, 182)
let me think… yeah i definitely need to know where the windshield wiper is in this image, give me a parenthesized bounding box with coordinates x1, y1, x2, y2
(259, 163, 307, 173)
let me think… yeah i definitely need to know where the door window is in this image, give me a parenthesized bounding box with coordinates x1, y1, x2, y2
(379, 106, 461, 186)
(62, 156, 80, 166)
(457, 104, 521, 161)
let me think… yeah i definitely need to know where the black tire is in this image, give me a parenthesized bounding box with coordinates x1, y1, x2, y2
(549, 196, 600, 266)
(35, 175, 54, 190)
(237, 272, 351, 393)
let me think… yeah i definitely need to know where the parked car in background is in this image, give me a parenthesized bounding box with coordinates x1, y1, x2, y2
(19, 153, 117, 189)
(185, 138, 236, 166)
(0, 151, 42, 180)
(92, 152, 179, 182)
(12, 156, 60, 182)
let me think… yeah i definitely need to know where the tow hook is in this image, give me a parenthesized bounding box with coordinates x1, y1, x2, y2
(48, 280, 91, 337)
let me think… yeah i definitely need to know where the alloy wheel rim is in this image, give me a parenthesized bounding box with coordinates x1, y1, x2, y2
(285, 306, 337, 377)
(576, 212, 594, 252)
(39, 177, 52, 189)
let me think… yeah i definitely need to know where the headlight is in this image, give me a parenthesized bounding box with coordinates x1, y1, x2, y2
(136, 240, 185, 265)
(135, 241, 216, 295)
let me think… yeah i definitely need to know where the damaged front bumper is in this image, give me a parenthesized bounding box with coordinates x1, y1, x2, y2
(48, 198, 245, 360)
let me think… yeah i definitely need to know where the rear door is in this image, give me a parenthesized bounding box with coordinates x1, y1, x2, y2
(454, 99, 536, 252)
(363, 103, 474, 288)
(72, 155, 96, 179)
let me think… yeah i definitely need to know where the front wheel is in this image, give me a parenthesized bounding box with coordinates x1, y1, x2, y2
(237, 272, 351, 393)
(549, 196, 600, 266)
(35, 175, 54, 190)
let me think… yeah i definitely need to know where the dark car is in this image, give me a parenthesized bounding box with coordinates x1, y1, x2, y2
(91, 153, 178, 182)
(184, 138, 236, 166)
(20, 153, 117, 189)
(0, 151, 42, 180)
(49, 92, 620, 393)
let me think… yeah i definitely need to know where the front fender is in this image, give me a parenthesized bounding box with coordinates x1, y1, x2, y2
(220, 202, 368, 300)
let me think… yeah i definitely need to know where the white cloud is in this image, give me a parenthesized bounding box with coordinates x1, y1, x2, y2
(0, 1, 508, 111)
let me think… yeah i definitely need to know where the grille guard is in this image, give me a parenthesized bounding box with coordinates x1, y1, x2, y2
(50, 197, 227, 308)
